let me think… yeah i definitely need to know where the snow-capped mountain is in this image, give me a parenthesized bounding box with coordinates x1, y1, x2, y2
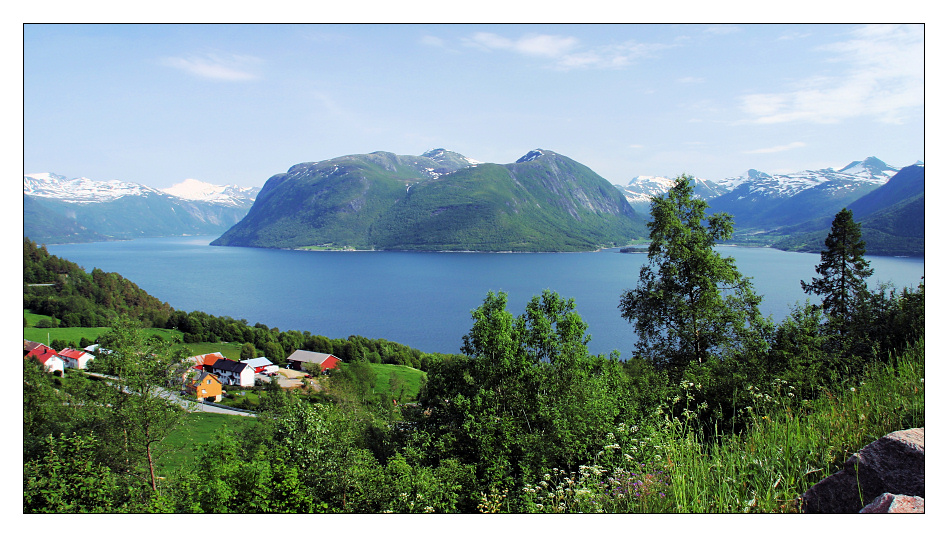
(24, 172, 261, 244)
(612, 157, 911, 232)
(161, 178, 260, 208)
(616, 175, 729, 213)
(24, 172, 165, 203)
(718, 156, 899, 199)
(707, 157, 904, 230)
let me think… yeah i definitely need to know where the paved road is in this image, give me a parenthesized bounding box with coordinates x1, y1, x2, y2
(82, 371, 255, 417)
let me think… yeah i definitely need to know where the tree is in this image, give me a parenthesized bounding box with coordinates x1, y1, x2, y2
(619, 174, 767, 376)
(801, 208, 874, 331)
(96, 316, 191, 493)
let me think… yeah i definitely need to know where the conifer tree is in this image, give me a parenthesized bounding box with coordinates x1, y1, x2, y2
(801, 208, 874, 330)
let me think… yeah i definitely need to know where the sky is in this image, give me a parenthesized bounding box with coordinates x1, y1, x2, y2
(21, 21, 925, 190)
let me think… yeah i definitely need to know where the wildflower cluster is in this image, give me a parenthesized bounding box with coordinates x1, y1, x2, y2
(742, 378, 797, 423)
(476, 488, 508, 514)
(522, 424, 672, 513)
(387, 491, 436, 514)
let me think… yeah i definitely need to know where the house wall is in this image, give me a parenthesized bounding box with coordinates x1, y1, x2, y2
(197, 377, 222, 402)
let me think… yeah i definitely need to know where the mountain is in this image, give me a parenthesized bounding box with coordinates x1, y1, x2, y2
(212, 149, 646, 252)
(161, 178, 260, 207)
(23, 173, 260, 244)
(616, 175, 729, 214)
(703, 157, 899, 231)
(771, 164, 924, 257)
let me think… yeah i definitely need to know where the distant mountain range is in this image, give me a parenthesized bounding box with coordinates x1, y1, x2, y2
(23, 173, 260, 244)
(211, 149, 646, 252)
(24, 153, 923, 256)
(615, 157, 923, 256)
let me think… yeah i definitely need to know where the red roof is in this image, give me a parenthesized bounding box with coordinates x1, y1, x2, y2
(58, 348, 90, 360)
(24, 340, 58, 360)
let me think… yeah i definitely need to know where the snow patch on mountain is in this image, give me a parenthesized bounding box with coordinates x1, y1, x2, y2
(24, 173, 165, 203)
(162, 178, 260, 207)
(25, 173, 259, 207)
(715, 157, 900, 199)
(517, 149, 545, 163)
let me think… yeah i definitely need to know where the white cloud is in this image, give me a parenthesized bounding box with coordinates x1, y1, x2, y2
(744, 141, 806, 154)
(462, 32, 670, 70)
(466, 32, 578, 58)
(420, 35, 446, 48)
(739, 24, 922, 125)
(160, 53, 261, 81)
(704, 25, 742, 36)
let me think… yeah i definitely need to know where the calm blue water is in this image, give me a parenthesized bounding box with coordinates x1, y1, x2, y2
(46, 237, 924, 357)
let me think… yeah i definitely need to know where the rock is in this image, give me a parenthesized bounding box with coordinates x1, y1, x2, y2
(859, 492, 925, 513)
(802, 427, 924, 513)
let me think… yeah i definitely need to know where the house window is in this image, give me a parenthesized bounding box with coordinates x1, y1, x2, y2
(201, 389, 206, 394)
(207, 379, 212, 384)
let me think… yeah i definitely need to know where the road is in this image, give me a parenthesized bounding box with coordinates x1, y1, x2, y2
(82, 371, 256, 417)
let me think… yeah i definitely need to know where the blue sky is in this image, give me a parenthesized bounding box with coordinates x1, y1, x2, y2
(23, 22, 924, 189)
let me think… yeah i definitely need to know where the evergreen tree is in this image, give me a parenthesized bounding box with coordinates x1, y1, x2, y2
(801, 208, 874, 331)
(619, 174, 767, 376)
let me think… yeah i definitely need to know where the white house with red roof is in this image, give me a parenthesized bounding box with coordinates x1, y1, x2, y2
(24, 340, 65, 375)
(58, 347, 95, 370)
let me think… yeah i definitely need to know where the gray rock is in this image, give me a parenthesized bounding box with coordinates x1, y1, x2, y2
(802, 427, 924, 513)
(859, 492, 925, 513)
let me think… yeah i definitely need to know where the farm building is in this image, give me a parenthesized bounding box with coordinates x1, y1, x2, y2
(240, 356, 278, 374)
(286, 350, 341, 372)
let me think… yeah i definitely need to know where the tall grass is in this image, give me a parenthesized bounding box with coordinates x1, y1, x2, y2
(523, 339, 924, 513)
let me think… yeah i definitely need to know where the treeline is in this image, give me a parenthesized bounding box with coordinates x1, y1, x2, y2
(23, 237, 458, 370)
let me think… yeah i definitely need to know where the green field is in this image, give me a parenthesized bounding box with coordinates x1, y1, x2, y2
(157, 412, 255, 474)
(365, 362, 426, 401)
(24, 309, 244, 361)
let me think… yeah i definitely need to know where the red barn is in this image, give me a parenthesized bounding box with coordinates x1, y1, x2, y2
(286, 350, 341, 372)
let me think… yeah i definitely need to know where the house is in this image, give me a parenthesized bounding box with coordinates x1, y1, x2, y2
(240, 356, 278, 374)
(185, 371, 223, 402)
(203, 357, 255, 387)
(286, 350, 341, 372)
(186, 352, 224, 371)
(58, 348, 95, 370)
(24, 340, 65, 375)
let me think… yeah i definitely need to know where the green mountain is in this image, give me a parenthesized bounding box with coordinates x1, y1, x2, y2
(771, 165, 924, 257)
(212, 149, 646, 252)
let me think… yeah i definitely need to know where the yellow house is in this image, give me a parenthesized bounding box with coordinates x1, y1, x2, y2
(186, 371, 223, 403)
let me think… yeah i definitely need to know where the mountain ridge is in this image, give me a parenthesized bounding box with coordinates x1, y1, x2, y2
(212, 149, 646, 252)
(24, 173, 260, 244)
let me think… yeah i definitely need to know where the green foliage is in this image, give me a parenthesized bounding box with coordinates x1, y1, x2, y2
(24, 433, 129, 513)
(801, 208, 874, 329)
(416, 290, 637, 508)
(92, 316, 192, 491)
(23, 237, 174, 328)
(619, 174, 769, 377)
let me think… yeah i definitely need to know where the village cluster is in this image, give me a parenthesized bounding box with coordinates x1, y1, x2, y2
(23, 339, 342, 404)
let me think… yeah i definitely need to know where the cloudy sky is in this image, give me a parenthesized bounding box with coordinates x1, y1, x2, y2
(23, 22, 924, 189)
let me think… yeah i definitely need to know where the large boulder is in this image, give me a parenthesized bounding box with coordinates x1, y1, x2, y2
(802, 427, 924, 513)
